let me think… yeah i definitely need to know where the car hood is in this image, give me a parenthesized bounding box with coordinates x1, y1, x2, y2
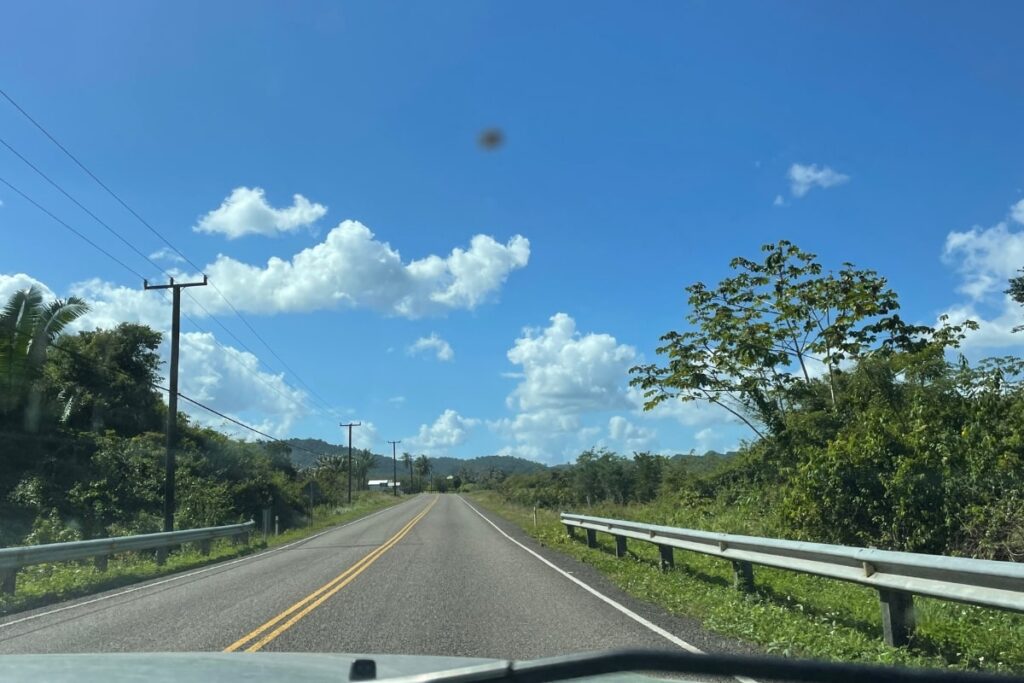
(0, 652, 659, 683)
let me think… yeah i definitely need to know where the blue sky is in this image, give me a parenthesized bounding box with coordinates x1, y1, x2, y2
(2, 2, 1024, 461)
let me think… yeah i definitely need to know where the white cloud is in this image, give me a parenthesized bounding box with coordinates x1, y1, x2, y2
(490, 313, 639, 462)
(625, 385, 736, 428)
(149, 247, 185, 264)
(694, 427, 738, 454)
(773, 195, 786, 207)
(0, 273, 56, 304)
(388, 396, 406, 405)
(197, 221, 529, 317)
(506, 313, 637, 413)
(1012, 199, 1024, 225)
(940, 199, 1024, 354)
(788, 163, 850, 197)
(177, 332, 307, 437)
(407, 409, 479, 454)
(1, 272, 314, 440)
(606, 415, 656, 451)
(408, 333, 454, 361)
(195, 186, 327, 239)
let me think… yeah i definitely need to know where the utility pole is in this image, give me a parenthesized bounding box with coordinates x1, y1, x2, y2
(387, 440, 401, 497)
(144, 275, 207, 532)
(340, 422, 361, 504)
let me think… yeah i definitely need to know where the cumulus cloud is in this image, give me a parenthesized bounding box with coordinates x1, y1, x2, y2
(177, 332, 308, 436)
(408, 333, 454, 361)
(407, 409, 479, 454)
(195, 187, 327, 239)
(1, 272, 313, 439)
(149, 247, 185, 264)
(788, 163, 850, 197)
(939, 199, 1024, 354)
(491, 313, 639, 461)
(625, 386, 736, 428)
(773, 195, 786, 207)
(606, 415, 656, 451)
(197, 221, 529, 317)
(506, 313, 636, 413)
(0, 273, 56, 303)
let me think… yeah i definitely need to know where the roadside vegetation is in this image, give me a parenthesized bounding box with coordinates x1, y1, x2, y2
(467, 241, 1024, 673)
(0, 493, 401, 618)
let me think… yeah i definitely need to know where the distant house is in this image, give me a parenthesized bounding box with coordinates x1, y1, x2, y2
(367, 479, 402, 492)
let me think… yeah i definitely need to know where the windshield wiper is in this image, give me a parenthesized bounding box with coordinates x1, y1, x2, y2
(376, 648, 1021, 683)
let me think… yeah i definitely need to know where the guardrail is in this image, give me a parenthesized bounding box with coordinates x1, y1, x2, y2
(0, 520, 254, 596)
(561, 512, 1024, 647)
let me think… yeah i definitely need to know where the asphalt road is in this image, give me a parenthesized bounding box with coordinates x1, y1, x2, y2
(0, 494, 753, 662)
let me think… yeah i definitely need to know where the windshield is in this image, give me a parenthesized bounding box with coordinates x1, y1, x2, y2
(2, 2, 1023, 680)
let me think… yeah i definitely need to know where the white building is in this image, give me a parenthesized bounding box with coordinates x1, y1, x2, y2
(367, 479, 402, 492)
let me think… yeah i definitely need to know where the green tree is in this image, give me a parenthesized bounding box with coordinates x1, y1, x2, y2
(44, 323, 164, 435)
(401, 451, 414, 490)
(630, 240, 971, 441)
(352, 451, 375, 491)
(0, 286, 88, 430)
(414, 455, 431, 490)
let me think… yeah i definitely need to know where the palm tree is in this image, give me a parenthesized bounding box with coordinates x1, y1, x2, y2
(0, 286, 88, 430)
(401, 452, 414, 491)
(314, 454, 347, 504)
(414, 455, 431, 491)
(353, 451, 376, 491)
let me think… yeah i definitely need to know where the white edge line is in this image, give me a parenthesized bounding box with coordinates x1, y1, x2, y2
(459, 496, 758, 683)
(0, 497, 417, 631)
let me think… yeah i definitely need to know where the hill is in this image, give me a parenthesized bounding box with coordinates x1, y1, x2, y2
(282, 439, 546, 481)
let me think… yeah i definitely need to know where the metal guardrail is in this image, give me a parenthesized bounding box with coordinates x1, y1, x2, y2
(0, 520, 254, 596)
(561, 512, 1024, 647)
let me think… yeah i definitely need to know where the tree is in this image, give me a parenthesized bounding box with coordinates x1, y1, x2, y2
(314, 454, 347, 504)
(402, 451, 414, 490)
(414, 455, 431, 490)
(43, 323, 163, 435)
(0, 286, 88, 430)
(352, 451, 375, 491)
(630, 241, 972, 440)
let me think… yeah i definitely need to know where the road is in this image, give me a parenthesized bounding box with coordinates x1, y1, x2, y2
(0, 495, 752, 661)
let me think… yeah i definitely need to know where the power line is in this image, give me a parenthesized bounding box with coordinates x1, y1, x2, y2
(47, 340, 330, 463)
(1, 172, 320, 422)
(0, 135, 166, 281)
(0, 87, 341, 420)
(0, 87, 204, 274)
(0, 175, 148, 281)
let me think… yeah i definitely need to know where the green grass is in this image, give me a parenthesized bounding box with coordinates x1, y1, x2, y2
(0, 493, 404, 618)
(467, 491, 1024, 674)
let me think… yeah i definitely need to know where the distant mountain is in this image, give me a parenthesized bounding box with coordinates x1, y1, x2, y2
(282, 439, 546, 481)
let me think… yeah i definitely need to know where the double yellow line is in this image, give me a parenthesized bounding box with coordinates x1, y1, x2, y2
(224, 497, 437, 653)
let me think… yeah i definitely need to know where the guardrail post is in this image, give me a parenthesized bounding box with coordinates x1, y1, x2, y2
(155, 547, 168, 566)
(615, 535, 627, 557)
(199, 540, 211, 556)
(1, 569, 15, 595)
(585, 528, 598, 548)
(658, 544, 674, 571)
(94, 555, 108, 572)
(878, 589, 915, 647)
(732, 560, 754, 592)
(565, 524, 576, 539)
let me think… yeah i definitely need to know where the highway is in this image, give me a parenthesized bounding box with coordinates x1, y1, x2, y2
(0, 495, 752, 662)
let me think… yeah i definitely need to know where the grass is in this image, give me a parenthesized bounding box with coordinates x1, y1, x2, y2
(0, 492, 404, 618)
(467, 491, 1024, 674)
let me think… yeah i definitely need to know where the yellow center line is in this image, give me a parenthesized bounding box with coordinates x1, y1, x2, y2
(224, 497, 437, 653)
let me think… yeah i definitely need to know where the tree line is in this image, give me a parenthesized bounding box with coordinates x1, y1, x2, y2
(494, 241, 1024, 560)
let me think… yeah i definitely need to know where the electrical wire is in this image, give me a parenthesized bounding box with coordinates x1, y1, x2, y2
(0, 87, 342, 419)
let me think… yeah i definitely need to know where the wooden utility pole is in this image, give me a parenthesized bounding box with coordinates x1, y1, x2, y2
(144, 276, 207, 532)
(340, 422, 361, 504)
(387, 440, 401, 497)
